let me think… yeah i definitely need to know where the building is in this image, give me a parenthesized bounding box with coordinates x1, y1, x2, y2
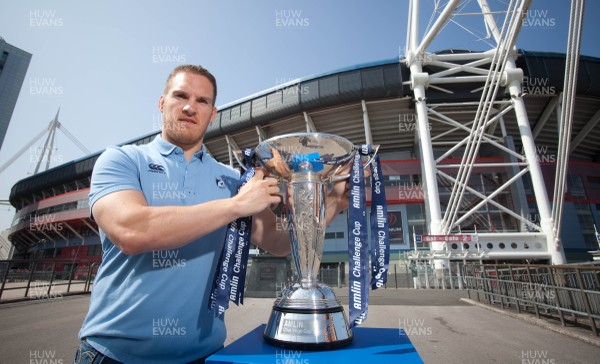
(0, 37, 32, 151)
(6, 50, 600, 270)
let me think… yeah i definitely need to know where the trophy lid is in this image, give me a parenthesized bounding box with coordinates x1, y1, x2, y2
(255, 133, 356, 180)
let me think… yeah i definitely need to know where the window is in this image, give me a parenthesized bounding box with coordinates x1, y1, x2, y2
(87, 244, 102, 257)
(588, 176, 600, 190)
(568, 175, 586, 198)
(324, 232, 344, 240)
(522, 175, 533, 197)
(406, 204, 425, 249)
(77, 199, 89, 209)
(386, 174, 420, 187)
(574, 203, 597, 249)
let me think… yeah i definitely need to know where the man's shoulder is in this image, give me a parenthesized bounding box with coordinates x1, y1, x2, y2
(99, 142, 156, 161)
(92, 144, 160, 179)
(99, 143, 143, 156)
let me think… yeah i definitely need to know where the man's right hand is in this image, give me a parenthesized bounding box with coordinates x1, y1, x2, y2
(233, 169, 281, 217)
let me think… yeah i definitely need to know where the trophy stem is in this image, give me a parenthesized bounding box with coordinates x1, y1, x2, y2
(288, 175, 326, 283)
(299, 277, 317, 287)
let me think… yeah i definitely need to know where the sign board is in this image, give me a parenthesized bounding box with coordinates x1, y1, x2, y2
(388, 210, 404, 244)
(420, 234, 477, 242)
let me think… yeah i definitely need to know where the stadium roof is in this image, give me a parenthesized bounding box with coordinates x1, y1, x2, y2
(9, 49, 600, 207)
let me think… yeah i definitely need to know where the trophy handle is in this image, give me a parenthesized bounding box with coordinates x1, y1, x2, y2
(330, 145, 380, 182)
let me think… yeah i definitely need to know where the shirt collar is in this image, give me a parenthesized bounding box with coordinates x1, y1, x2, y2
(153, 135, 205, 161)
(193, 146, 206, 161)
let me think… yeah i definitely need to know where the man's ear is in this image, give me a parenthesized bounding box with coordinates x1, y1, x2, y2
(158, 95, 164, 113)
(209, 106, 217, 124)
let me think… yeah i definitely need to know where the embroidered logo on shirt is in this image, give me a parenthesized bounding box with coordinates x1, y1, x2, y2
(216, 177, 226, 188)
(148, 163, 166, 174)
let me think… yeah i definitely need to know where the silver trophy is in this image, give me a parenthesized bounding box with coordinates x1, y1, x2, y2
(254, 133, 358, 350)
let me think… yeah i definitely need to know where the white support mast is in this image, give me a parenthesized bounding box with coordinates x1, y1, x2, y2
(406, 0, 460, 269)
(404, 0, 579, 264)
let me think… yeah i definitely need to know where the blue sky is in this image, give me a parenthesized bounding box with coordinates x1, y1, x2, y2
(0, 0, 599, 232)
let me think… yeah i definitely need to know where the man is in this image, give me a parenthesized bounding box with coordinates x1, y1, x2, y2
(410, 261, 420, 289)
(75, 65, 349, 363)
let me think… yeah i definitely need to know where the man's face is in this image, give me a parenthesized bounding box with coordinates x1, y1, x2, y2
(158, 72, 217, 150)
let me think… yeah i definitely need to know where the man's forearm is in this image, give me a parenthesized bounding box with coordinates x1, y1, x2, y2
(251, 208, 292, 256)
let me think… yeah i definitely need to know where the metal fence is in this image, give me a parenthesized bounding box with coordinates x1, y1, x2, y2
(412, 262, 468, 290)
(463, 264, 600, 336)
(0, 259, 99, 302)
(318, 264, 418, 289)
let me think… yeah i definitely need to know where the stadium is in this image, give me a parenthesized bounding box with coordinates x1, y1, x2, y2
(6, 48, 600, 275)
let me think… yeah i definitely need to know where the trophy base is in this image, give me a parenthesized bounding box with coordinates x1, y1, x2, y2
(263, 281, 353, 350)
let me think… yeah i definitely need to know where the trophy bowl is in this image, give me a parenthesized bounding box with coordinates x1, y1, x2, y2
(255, 133, 356, 350)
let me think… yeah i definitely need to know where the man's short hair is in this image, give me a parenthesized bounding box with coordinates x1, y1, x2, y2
(163, 65, 217, 105)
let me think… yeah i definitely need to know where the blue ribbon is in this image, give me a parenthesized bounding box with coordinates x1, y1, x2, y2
(348, 145, 390, 328)
(348, 149, 369, 328)
(368, 148, 390, 290)
(210, 149, 254, 316)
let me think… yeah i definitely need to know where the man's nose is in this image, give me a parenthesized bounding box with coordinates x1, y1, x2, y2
(182, 103, 196, 115)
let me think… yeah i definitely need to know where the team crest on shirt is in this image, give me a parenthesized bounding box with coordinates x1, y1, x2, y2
(215, 177, 226, 188)
(148, 163, 166, 174)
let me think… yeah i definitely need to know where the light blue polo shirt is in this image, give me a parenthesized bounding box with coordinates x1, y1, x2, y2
(79, 135, 240, 363)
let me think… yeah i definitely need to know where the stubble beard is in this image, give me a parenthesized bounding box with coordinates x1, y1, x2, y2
(163, 124, 205, 150)
(161, 108, 206, 149)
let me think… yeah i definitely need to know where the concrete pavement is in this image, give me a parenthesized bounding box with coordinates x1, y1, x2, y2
(0, 288, 599, 363)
